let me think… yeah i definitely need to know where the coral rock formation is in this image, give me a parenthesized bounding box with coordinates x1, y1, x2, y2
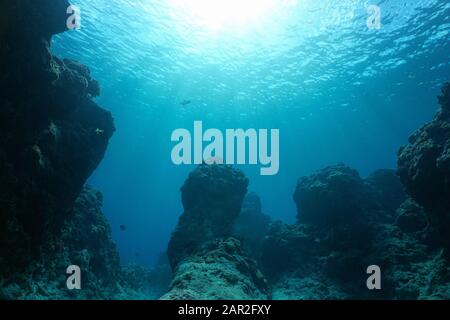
(164, 165, 268, 299)
(0, 187, 121, 299)
(167, 164, 249, 269)
(162, 238, 268, 300)
(293, 164, 373, 226)
(365, 169, 407, 215)
(0, 0, 115, 278)
(398, 82, 450, 245)
(262, 160, 449, 299)
(233, 192, 271, 260)
(0, 1, 137, 299)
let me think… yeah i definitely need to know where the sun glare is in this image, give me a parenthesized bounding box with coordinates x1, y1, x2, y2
(169, 0, 297, 32)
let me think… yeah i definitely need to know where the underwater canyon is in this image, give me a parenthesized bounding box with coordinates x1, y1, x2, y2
(1, 0, 450, 300)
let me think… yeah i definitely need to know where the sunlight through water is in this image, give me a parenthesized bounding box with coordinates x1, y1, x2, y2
(51, 0, 450, 266)
(167, 0, 298, 33)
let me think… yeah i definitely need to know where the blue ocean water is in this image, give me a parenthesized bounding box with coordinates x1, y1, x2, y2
(52, 0, 449, 267)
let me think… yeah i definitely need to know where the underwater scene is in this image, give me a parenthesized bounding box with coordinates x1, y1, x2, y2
(0, 0, 450, 300)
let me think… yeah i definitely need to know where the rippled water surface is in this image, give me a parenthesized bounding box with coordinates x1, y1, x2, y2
(53, 0, 449, 266)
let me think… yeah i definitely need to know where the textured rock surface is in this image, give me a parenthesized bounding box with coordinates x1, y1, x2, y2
(262, 163, 449, 299)
(261, 222, 320, 281)
(289, 164, 380, 284)
(118, 258, 172, 300)
(164, 165, 268, 300)
(0, 187, 120, 299)
(365, 169, 407, 215)
(293, 164, 374, 226)
(162, 238, 269, 300)
(398, 82, 450, 245)
(0, 186, 168, 300)
(394, 198, 428, 234)
(233, 192, 271, 260)
(167, 164, 249, 269)
(263, 218, 450, 300)
(263, 85, 450, 299)
(0, 1, 159, 300)
(0, 0, 115, 277)
(2, 1, 449, 301)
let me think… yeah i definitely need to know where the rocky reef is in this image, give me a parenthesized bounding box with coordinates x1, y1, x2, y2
(2, 1, 449, 302)
(1, 187, 120, 299)
(0, 0, 114, 277)
(118, 258, 172, 300)
(261, 161, 449, 299)
(257, 85, 450, 300)
(398, 83, 450, 246)
(294, 164, 374, 226)
(164, 165, 269, 300)
(167, 164, 249, 269)
(366, 169, 407, 215)
(162, 238, 268, 300)
(262, 165, 388, 298)
(0, 1, 160, 299)
(232, 192, 271, 260)
(161, 159, 449, 300)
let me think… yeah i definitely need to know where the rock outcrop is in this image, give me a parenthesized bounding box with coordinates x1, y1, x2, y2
(161, 83, 450, 299)
(0, 187, 121, 299)
(262, 161, 449, 299)
(164, 165, 269, 300)
(167, 164, 249, 269)
(394, 198, 428, 234)
(162, 238, 268, 300)
(365, 169, 407, 216)
(233, 192, 271, 260)
(3, 1, 449, 302)
(263, 165, 381, 298)
(0, 1, 150, 299)
(293, 164, 376, 226)
(262, 84, 450, 299)
(398, 82, 450, 245)
(0, 0, 115, 279)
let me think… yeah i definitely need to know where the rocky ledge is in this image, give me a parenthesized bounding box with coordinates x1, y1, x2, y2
(0, 1, 158, 299)
(398, 82, 450, 246)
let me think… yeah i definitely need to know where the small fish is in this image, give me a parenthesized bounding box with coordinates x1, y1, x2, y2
(95, 128, 104, 135)
(119, 224, 127, 231)
(180, 100, 192, 106)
